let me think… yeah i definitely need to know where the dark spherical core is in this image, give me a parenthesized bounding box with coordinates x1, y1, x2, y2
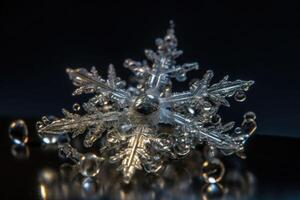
(134, 94, 160, 115)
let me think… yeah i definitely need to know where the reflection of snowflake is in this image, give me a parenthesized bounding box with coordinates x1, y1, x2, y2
(37, 21, 255, 183)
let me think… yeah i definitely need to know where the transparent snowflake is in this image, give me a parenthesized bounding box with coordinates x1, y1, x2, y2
(37, 21, 256, 183)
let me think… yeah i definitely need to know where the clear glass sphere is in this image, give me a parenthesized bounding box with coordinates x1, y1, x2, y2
(234, 90, 246, 102)
(73, 103, 81, 112)
(201, 183, 224, 200)
(202, 158, 225, 183)
(81, 177, 99, 197)
(243, 111, 256, 120)
(79, 153, 101, 177)
(8, 120, 28, 145)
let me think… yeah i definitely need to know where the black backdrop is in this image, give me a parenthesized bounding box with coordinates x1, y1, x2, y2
(1, 0, 300, 137)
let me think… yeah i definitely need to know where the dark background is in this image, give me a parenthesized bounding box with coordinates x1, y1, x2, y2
(1, 0, 300, 137)
(1, 2, 300, 199)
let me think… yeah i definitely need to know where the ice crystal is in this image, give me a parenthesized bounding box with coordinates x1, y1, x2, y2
(37, 22, 256, 183)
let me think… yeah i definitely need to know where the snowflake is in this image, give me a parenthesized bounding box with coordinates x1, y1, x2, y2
(37, 21, 256, 183)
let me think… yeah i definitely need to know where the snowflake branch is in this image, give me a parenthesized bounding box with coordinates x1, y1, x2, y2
(38, 110, 122, 138)
(160, 70, 254, 107)
(66, 67, 129, 100)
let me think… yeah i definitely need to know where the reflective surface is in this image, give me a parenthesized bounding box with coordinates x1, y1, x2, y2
(0, 119, 300, 199)
(35, 152, 255, 200)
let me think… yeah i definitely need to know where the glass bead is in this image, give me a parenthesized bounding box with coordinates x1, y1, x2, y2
(79, 153, 101, 177)
(8, 120, 28, 145)
(234, 90, 246, 102)
(73, 103, 81, 112)
(202, 158, 225, 183)
(201, 183, 224, 200)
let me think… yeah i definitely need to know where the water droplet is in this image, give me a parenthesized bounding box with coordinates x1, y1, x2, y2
(234, 127, 243, 135)
(79, 153, 101, 177)
(11, 144, 30, 159)
(203, 102, 212, 111)
(36, 121, 44, 129)
(242, 119, 257, 136)
(42, 116, 50, 124)
(201, 183, 224, 200)
(242, 84, 250, 91)
(243, 111, 256, 120)
(8, 120, 29, 145)
(234, 91, 246, 102)
(73, 103, 81, 112)
(174, 144, 191, 156)
(81, 177, 99, 197)
(176, 73, 187, 81)
(202, 158, 225, 183)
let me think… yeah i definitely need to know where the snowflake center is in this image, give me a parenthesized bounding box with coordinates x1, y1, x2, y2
(133, 94, 160, 115)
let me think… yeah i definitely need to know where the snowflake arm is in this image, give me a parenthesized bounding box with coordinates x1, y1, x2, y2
(160, 70, 254, 107)
(160, 70, 214, 105)
(126, 22, 199, 91)
(162, 108, 248, 154)
(108, 126, 169, 183)
(67, 67, 130, 102)
(38, 109, 122, 139)
(208, 77, 254, 106)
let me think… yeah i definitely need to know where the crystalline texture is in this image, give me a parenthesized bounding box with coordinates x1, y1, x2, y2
(37, 22, 256, 183)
